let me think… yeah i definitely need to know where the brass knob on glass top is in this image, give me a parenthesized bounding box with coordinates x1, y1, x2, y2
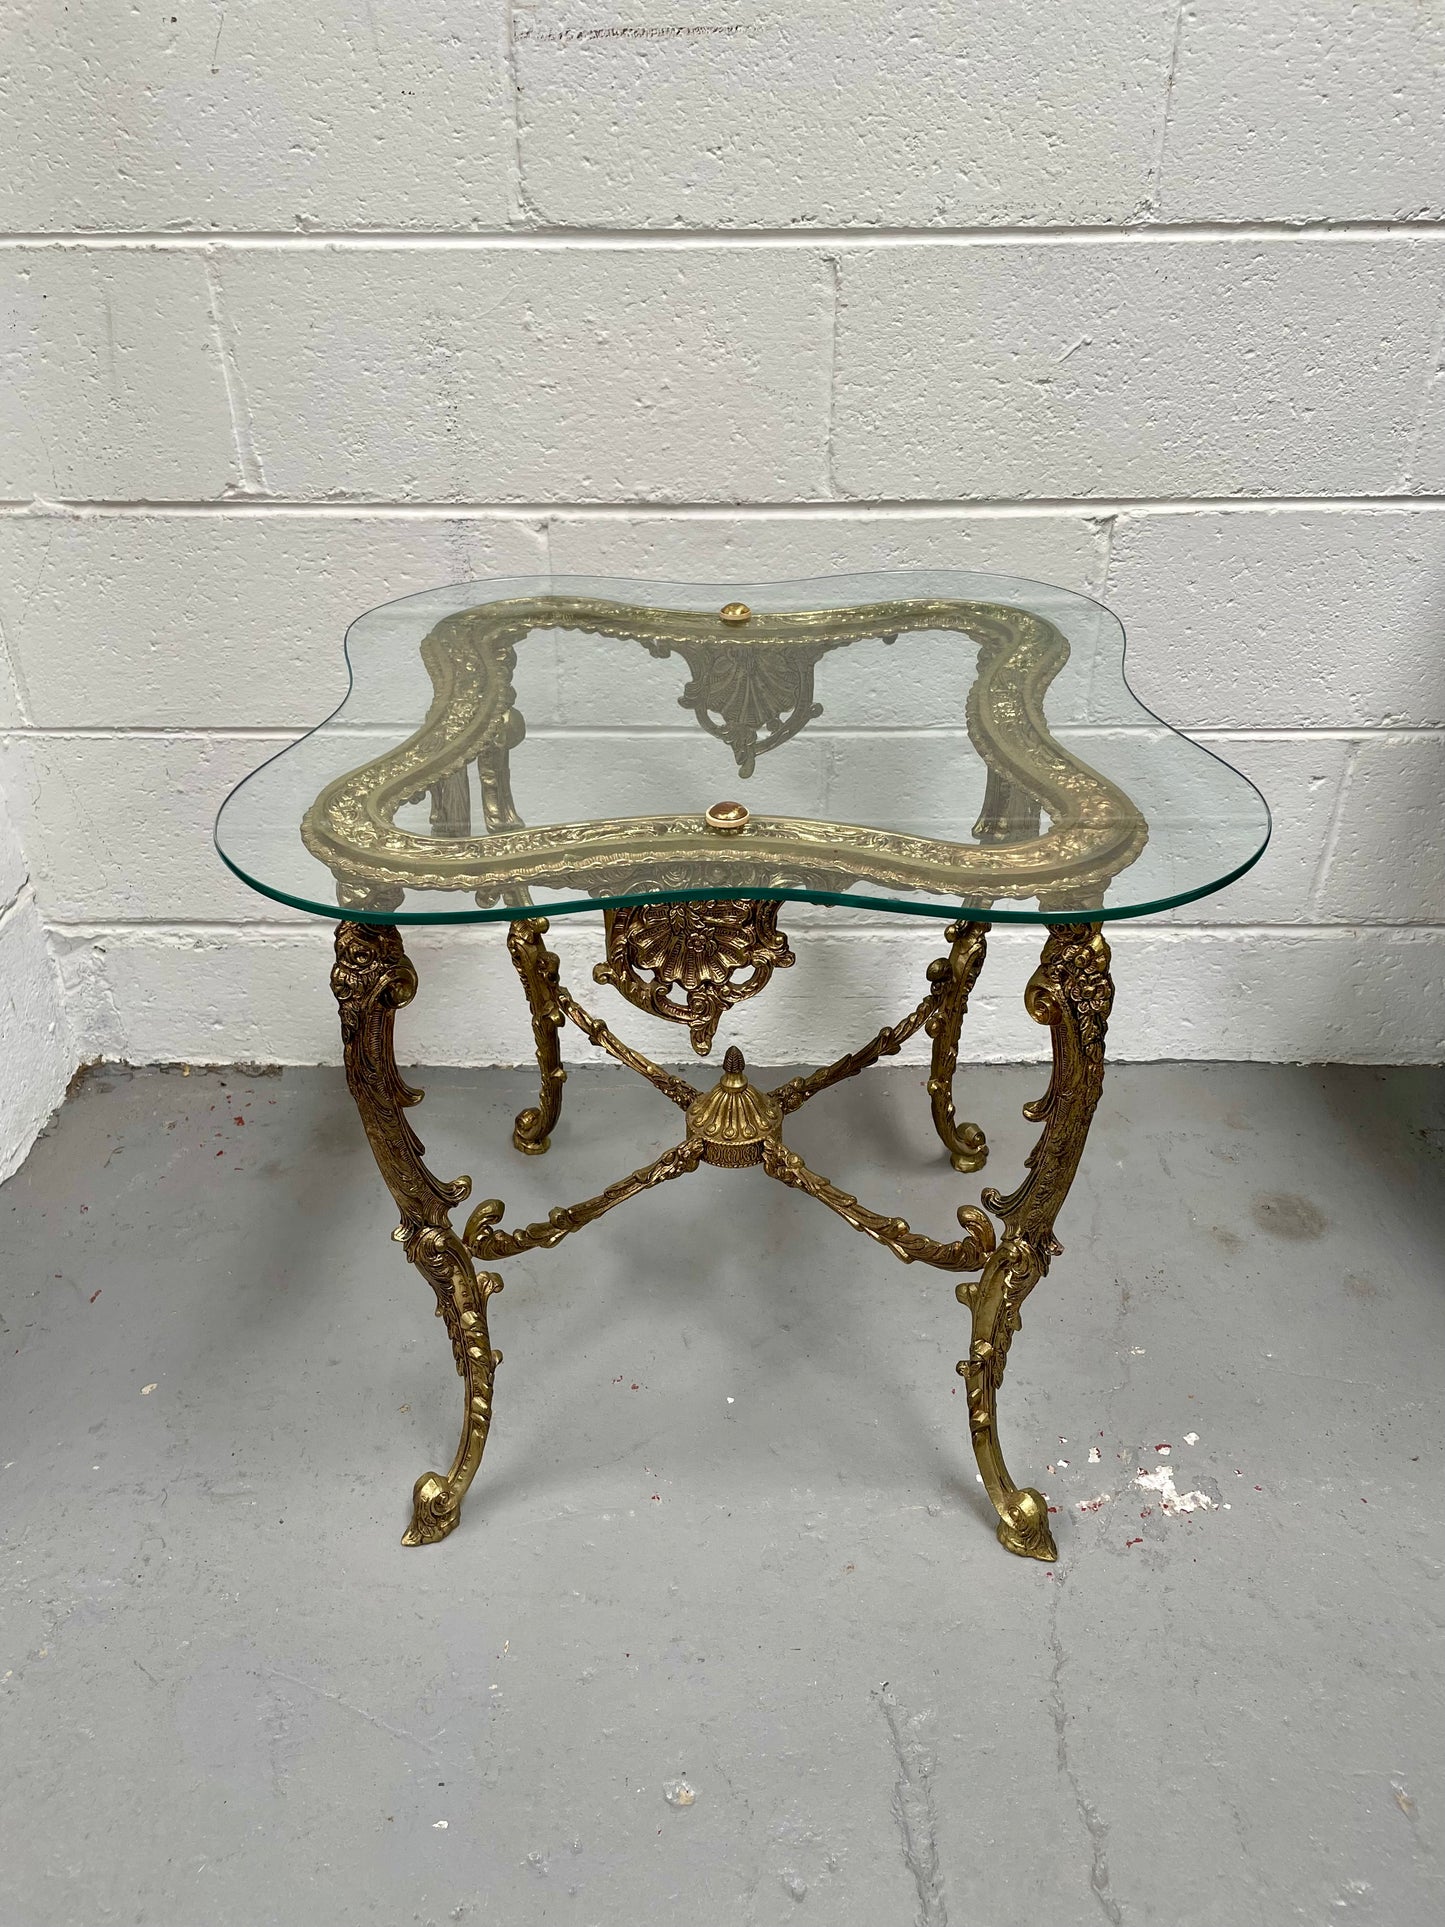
(705, 800, 750, 835)
(719, 602, 751, 625)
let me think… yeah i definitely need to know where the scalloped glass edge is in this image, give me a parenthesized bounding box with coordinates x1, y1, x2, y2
(214, 569, 1272, 928)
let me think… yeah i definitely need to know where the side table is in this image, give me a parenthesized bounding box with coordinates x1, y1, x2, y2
(216, 570, 1269, 1561)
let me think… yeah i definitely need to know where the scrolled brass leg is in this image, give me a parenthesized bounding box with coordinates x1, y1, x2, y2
(960, 923, 1113, 1561)
(404, 1253, 503, 1546)
(507, 917, 566, 1155)
(332, 920, 501, 1547)
(925, 919, 990, 1173)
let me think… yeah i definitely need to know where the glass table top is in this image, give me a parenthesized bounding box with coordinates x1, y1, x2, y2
(214, 570, 1270, 926)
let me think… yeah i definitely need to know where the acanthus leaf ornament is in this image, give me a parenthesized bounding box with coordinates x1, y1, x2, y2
(650, 633, 833, 777)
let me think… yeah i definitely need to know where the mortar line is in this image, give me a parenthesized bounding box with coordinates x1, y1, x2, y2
(824, 252, 844, 500)
(1092, 511, 1119, 604)
(1306, 739, 1363, 918)
(1145, 0, 1188, 221)
(1397, 284, 1445, 490)
(202, 253, 267, 496)
(1, 886, 80, 1069)
(0, 534, 50, 727)
(1081, 511, 1119, 721)
(4, 496, 1445, 518)
(502, 2, 545, 229)
(6, 222, 1445, 248)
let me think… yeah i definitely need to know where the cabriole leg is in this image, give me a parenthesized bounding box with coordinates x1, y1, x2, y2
(507, 916, 566, 1155)
(925, 919, 990, 1172)
(959, 924, 1113, 1561)
(331, 920, 502, 1546)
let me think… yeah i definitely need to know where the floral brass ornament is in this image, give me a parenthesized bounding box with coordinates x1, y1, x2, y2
(593, 899, 795, 1055)
(315, 592, 1140, 1559)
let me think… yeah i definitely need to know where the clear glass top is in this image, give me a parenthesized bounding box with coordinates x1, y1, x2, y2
(214, 570, 1270, 926)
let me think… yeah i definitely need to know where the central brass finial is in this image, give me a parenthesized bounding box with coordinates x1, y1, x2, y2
(686, 1046, 782, 1167)
(705, 799, 750, 835)
(719, 602, 751, 625)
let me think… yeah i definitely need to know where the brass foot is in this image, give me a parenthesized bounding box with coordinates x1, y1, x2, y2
(511, 1117, 552, 1156)
(403, 1472, 464, 1546)
(995, 1488, 1057, 1562)
(942, 1129, 988, 1177)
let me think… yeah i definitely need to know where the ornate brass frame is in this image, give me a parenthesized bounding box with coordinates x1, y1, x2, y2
(332, 904, 1113, 1563)
(299, 593, 1148, 913)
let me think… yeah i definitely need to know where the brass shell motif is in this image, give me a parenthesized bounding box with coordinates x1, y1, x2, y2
(593, 898, 794, 1055)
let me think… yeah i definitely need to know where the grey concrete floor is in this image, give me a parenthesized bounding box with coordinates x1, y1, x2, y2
(0, 1059, 1441, 1927)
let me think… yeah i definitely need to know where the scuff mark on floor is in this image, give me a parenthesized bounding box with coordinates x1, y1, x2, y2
(268, 1669, 440, 1758)
(874, 1685, 948, 1927)
(1135, 1465, 1219, 1515)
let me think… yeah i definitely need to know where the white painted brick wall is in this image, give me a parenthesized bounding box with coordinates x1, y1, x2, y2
(510, 2, 1183, 228)
(1160, 3, 1445, 223)
(832, 242, 1443, 499)
(3, 4, 1444, 1178)
(218, 248, 835, 500)
(0, 772, 73, 1181)
(0, 2, 515, 233)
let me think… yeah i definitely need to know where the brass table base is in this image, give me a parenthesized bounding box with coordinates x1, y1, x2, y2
(331, 904, 1114, 1562)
